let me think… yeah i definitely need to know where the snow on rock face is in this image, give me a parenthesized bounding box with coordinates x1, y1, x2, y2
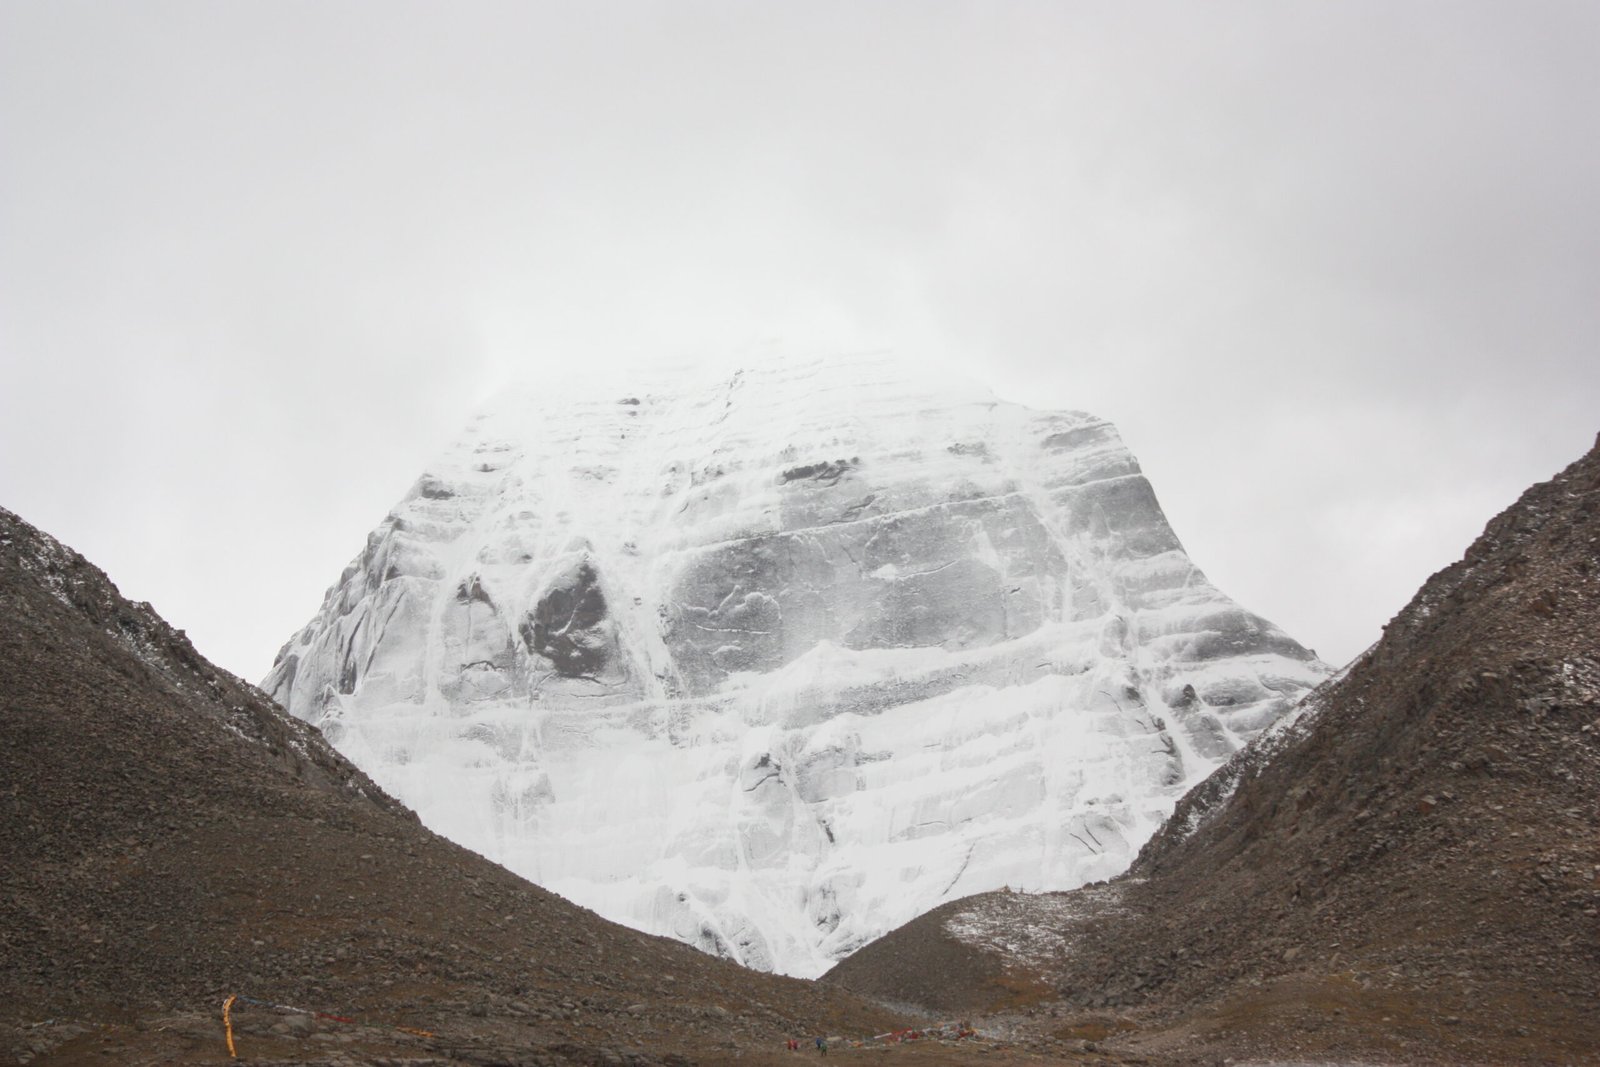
(264, 354, 1330, 977)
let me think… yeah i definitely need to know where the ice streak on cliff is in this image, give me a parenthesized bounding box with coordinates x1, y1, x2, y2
(264, 354, 1329, 977)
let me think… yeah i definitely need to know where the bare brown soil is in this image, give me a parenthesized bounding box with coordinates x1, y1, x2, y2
(0, 506, 899, 1066)
(826, 435, 1600, 1065)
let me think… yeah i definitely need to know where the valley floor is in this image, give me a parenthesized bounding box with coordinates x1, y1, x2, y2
(18, 975, 1596, 1067)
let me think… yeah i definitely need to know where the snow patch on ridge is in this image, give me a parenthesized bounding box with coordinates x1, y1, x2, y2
(944, 883, 1133, 971)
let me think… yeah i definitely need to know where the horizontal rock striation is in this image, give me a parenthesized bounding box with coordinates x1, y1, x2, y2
(265, 354, 1328, 976)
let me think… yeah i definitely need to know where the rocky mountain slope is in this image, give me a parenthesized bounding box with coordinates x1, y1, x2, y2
(0, 505, 899, 1066)
(264, 354, 1328, 976)
(824, 434, 1600, 1064)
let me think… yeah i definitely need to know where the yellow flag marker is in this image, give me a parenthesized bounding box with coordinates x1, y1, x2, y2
(223, 994, 237, 1058)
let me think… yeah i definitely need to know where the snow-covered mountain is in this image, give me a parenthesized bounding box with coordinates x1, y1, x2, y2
(264, 354, 1329, 977)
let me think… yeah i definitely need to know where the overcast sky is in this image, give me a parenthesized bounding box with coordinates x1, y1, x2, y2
(3, 1, 1597, 683)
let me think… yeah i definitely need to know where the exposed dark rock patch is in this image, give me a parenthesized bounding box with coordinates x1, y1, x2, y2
(1183, 607, 1320, 663)
(1041, 425, 1114, 453)
(0, 507, 897, 1066)
(522, 560, 611, 678)
(778, 458, 858, 486)
(418, 476, 456, 500)
(456, 573, 495, 606)
(825, 434, 1600, 1066)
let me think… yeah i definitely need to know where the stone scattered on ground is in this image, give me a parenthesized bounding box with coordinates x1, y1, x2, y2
(826, 435, 1600, 1066)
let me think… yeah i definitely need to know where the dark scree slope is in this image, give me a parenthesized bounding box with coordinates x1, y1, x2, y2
(0, 506, 891, 1066)
(826, 435, 1600, 1065)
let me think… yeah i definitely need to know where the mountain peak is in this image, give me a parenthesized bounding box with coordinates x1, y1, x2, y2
(265, 356, 1328, 975)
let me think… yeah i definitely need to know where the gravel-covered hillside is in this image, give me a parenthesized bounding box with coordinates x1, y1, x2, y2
(0, 505, 896, 1066)
(825, 434, 1600, 1066)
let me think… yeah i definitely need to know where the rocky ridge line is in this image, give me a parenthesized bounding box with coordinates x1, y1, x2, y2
(0, 504, 897, 1065)
(824, 433, 1600, 1066)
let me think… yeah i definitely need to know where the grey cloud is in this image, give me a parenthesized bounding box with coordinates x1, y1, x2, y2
(2, 1, 1596, 679)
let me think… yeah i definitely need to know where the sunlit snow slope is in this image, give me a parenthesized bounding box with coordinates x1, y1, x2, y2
(264, 354, 1330, 977)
